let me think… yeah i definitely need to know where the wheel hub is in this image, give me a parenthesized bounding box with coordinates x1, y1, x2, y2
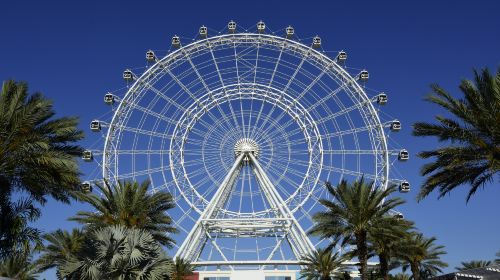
(234, 138, 260, 158)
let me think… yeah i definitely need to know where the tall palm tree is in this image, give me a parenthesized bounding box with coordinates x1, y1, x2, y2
(59, 225, 172, 280)
(0, 247, 39, 280)
(36, 228, 86, 278)
(0, 80, 83, 259)
(309, 178, 405, 280)
(413, 68, 500, 201)
(400, 232, 447, 280)
(368, 218, 414, 280)
(0, 198, 42, 260)
(299, 248, 347, 280)
(170, 256, 197, 280)
(70, 180, 177, 247)
(0, 80, 84, 203)
(388, 273, 411, 280)
(455, 260, 492, 271)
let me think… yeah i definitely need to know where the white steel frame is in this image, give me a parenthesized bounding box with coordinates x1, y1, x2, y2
(92, 28, 401, 269)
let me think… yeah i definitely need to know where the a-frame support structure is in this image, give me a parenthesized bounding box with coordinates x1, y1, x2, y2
(175, 151, 316, 268)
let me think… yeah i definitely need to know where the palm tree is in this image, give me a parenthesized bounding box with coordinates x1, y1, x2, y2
(455, 260, 492, 271)
(400, 232, 447, 280)
(0, 80, 84, 203)
(0, 247, 39, 280)
(413, 68, 500, 201)
(309, 178, 405, 280)
(36, 229, 86, 278)
(368, 218, 414, 280)
(70, 179, 177, 247)
(0, 80, 83, 258)
(170, 256, 197, 280)
(0, 198, 42, 260)
(59, 225, 172, 280)
(388, 273, 411, 280)
(299, 248, 347, 280)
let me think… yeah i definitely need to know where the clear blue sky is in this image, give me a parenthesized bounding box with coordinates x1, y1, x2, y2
(1, 0, 500, 278)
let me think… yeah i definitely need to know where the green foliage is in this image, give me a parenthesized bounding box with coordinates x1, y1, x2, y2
(170, 256, 196, 280)
(299, 247, 347, 280)
(413, 68, 500, 201)
(59, 225, 172, 280)
(388, 273, 410, 280)
(0, 197, 42, 260)
(70, 179, 178, 247)
(455, 260, 492, 271)
(400, 232, 447, 280)
(36, 228, 86, 278)
(0, 247, 39, 280)
(0, 80, 83, 260)
(309, 178, 404, 280)
(0, 80, 84, 204)
(367, 218, 414, 280)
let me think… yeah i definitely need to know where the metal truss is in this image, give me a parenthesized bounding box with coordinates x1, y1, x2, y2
(175, 151, 315, 268)
(85, 24, 410, 270)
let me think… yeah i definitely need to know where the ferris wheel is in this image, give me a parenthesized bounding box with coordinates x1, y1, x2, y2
(82, 21, 409, 270)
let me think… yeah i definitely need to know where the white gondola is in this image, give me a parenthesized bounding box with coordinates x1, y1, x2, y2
(390, 120, 401, 131)
(228, 20, 236, 33)
(398, 149, 409, 161)
(90, 120, 101, 132)
(312, 36, 321, 48)
(82, 150, 93, 161)
(123, 69, 133, 81)
(257, 21, 265, 33)
(394, 213, 404, 219)
(399, 181, 410, 193)
(146, 50, 156, 62)
(199, 25, 208, 38)
(377, 93, 388, 105)
(286, 26, 294, 38)
(336, 51, 347, 63)
(80, 181, 92, 193)
(172, 36, 180, 48)
(359, 70, 369, 81)
(104, 93, 114, 105)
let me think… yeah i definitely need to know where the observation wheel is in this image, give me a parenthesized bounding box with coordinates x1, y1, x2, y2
(84, 21, 409, 270)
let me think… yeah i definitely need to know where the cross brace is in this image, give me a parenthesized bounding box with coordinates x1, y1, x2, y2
(175, 152, 315, 267)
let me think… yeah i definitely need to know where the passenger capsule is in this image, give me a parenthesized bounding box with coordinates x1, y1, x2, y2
(199, 25, 208, 38)
(228, 20, 237, 33)
(398, 149, 409, 161)
(104, 93, 114, 105)
(312, 36, 321, 48)
(286, 26, 294, 38)
(82, 150, 93, 162)
(390, 120, 401, 131)
(80, 181, 92, 193)
(336, 51, 347, 63)
(377, 93, 387, 105)
(399, 181, 410, 193)
(146, 50, 156, 62)
(90, 120, 101, 132)
(172, 35, 180, 48)
(123, 69, 133, 81)
(359, 70, 369, 81)
(257, 21, 266, 33)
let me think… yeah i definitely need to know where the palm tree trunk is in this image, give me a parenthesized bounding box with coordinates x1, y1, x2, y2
(410, 261, 420, 280)
(378, 253, 389, 280)
(356, 232, 369, 280)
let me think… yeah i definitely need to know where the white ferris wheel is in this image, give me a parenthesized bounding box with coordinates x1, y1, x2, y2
(82, 21, 410, 271)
